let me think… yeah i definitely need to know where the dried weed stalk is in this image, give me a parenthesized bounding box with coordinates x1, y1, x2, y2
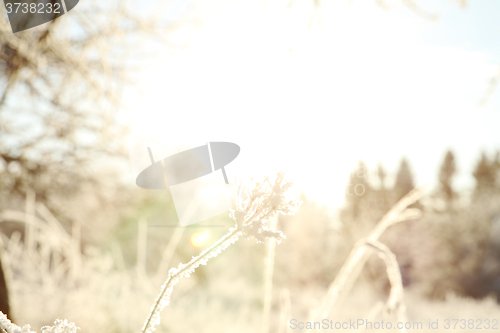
(278, 288, 291, 333)
(262, 216, 278, 333)
(308, 187, 424, 333)
(141, 172, 301, 333)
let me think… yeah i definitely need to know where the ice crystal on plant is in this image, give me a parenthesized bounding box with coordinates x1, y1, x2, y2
(41, 320, 79, 333)
(0, 312, 78, 333)
(231, 172, 300, 243)
(0, 311, 35, 333)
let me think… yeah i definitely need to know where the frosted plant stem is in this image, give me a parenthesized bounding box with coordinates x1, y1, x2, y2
(141, 172, 301, 333)
(141, 226, 243, 333)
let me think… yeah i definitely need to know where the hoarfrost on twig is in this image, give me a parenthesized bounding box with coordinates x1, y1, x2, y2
(141, 172, 301, 333)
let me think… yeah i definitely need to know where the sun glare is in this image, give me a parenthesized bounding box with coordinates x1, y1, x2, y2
(125, 0, 499, 209)
(190, 230, 212, 248)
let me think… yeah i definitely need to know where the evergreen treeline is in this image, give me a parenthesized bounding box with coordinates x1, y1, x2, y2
(340, 150, 500, 300)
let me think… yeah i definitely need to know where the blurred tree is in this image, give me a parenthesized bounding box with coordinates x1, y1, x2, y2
(343, 161, 371, 220)
(0, 0, 186, 319)
(339, 161, 417, 295)
(413, 151, 500, 300)
(377, 163, 387, 189)
(0, 0, 185, 235)
(340, 162, 387, 280)
(276, 195, 339, 288)
(393, 157, 415, 201)
(473, 152, 498, 198)
(494, 151, 500, 187)
(1, 2, 130, 208)
(438, 150, 457, 206)
(374, 163, 393, 219)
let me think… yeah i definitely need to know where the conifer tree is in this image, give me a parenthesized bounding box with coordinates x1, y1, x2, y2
(473, 152, 497, 197)
(377, 163, 387, 189)
(344, 161, 371, 214)
(394, 158, 415, 201)
(494, 151, 500, 187)
(375, 163, 392, 213)
(438, 150, 457, 203)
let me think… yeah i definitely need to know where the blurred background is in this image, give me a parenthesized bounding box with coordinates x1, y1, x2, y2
(0, 0, 500, 332)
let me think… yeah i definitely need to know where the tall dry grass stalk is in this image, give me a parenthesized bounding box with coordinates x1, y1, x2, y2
(25, 190, 36, 255)
(153, 200, 201, 284)
(155, 227, 184, 282)
(278, 288, 291, 333)
(1, 195, 146, 331)
(262, 216, 278, 333)
(308, 187, 424, 333)
(366, 240, 406, 321)
(141, 172, 300, 333)
(137, 218, 148, 278)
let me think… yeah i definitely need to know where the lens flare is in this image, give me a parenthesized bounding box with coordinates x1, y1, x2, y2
(190, 230, 212, 248)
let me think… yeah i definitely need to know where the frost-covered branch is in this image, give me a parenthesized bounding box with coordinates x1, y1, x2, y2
(141, 172, 301, 333)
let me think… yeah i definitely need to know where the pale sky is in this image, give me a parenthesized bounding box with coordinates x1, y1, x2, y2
(123, 0, 500, 209)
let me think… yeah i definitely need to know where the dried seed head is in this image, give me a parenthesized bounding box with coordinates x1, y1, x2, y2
(232, 172, 300, 243)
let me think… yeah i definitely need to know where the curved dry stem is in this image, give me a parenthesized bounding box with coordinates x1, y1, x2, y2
(480, 64, 500, 106)
(366, 240, 407, 332)
(402, 0, 439, 21)
(308, 187, 425, 332)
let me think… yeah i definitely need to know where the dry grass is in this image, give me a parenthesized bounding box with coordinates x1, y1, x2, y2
(304, 188, 423, 333)
(1, 184, 500, 333)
